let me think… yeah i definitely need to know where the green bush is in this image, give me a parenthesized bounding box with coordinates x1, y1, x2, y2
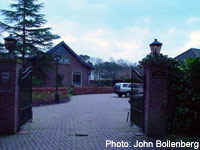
(32, 76, 45, 86)
(168, 58, 200, 134)
(124, 78, 143, 83)
(94, 79, 113, 87)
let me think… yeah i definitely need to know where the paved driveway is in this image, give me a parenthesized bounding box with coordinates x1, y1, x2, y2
(0, 94, 148, 150)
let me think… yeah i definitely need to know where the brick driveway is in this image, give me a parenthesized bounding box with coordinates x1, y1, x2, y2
(0, 94, 150, 150)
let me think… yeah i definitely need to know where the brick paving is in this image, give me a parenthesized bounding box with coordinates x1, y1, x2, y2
(0, 94, 155, 150)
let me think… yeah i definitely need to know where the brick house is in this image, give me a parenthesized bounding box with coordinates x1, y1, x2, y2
(41, 41, 93, 87)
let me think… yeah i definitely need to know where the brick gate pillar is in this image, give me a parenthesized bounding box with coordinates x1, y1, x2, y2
(0, 59, 22, 134)
(144, 64, 168, 137)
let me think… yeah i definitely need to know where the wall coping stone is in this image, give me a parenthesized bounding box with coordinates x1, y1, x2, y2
(144, 63, 168, 68)
(0, 58, 22, 64)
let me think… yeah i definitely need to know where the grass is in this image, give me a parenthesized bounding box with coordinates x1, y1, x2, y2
(67, 94, 73, 98)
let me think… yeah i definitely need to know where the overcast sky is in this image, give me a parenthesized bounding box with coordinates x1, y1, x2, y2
(1, 0, 200, 62)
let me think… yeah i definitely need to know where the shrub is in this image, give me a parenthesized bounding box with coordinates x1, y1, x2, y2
(72, 87, 112, 95)
(168, 58, 200, 134)
(90, 79, 113, 87)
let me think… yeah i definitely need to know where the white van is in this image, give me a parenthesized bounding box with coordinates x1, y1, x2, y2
(113, 82, 143, 97)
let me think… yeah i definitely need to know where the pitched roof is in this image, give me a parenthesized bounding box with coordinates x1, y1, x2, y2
(46, 41, 93, 69)
(175, 48, 200, 61)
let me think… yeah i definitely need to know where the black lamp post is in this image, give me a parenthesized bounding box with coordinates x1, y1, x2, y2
(4, 34, 17, 58)
(55, 53, 61, 102)
(149, 39, 162, 54)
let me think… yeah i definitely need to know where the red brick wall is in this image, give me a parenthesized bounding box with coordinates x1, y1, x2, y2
(0, 59, 22, 134)
(32, 87, 112, 104)
(144, 65, 168, 137)
(41, 53, 90, 88)
(72, 87, 112, 95)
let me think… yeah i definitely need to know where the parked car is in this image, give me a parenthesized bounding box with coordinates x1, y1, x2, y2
(112, 82, 143, 97)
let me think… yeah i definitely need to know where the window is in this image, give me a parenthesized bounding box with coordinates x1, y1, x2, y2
(59, 55, 70, 64)
(133, 84, 138, 88)
(73, 72, 81, 86)
(122, 84, 129, 88)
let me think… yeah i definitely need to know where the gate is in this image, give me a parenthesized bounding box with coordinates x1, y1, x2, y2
(130, 87, 144, 129)
(19, 65, 33, 128)
(130, 68, 145, 130)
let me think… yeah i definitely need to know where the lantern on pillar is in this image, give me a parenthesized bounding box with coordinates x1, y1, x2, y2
(149, 39, 162, 54)
(4, 34, 17, 57)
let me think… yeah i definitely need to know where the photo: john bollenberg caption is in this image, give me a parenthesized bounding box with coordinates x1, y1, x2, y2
(106, 140, 199, 149)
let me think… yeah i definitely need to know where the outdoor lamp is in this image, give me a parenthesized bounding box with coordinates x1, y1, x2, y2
(4, 34, 17, 57)
(55, 54, 61, 62)
(54, 52, 61, 102)
(149, 39, 162, 54)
